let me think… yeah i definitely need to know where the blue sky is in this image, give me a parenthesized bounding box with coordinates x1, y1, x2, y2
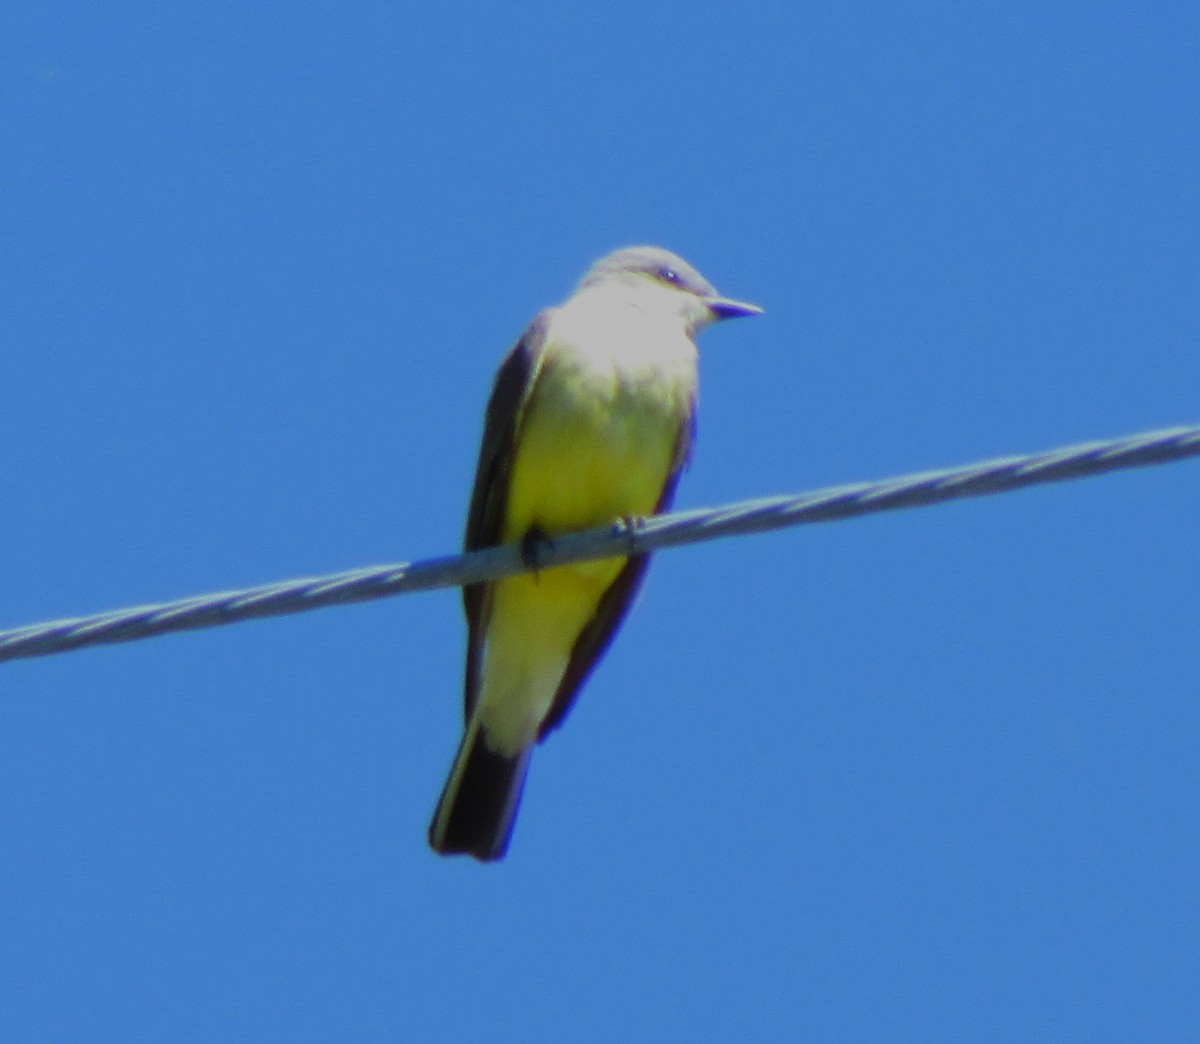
(3, 2, 1199, 1039)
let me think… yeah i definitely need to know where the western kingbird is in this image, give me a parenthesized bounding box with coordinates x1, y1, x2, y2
(429, 246, 761, 861)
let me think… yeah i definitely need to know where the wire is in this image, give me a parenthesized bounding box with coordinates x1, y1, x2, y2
(1, 422, 1197, 665)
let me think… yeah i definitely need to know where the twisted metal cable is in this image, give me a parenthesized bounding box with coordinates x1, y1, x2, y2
(1, 422, 1197, 664)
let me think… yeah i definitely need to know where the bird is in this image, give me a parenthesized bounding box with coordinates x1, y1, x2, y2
(428, 246, 761, 861)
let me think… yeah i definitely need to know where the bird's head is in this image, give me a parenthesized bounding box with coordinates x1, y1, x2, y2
(576, 246, 762, 335)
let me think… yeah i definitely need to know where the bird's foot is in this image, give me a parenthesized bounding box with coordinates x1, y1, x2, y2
(613, 515, 646, 552)
(520, 526, 553, 578)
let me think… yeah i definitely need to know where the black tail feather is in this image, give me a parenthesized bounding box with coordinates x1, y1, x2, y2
(429, 725, 531, 862)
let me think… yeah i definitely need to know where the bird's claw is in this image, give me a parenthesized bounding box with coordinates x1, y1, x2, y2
(520, 526, 552, 576)
(613, 514, 646, 551)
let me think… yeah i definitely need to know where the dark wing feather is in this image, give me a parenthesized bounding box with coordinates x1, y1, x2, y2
(537, 402, 695, 740)
(461, 314, 550, 722)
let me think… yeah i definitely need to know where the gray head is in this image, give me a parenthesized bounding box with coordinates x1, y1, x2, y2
(575, 246, 762, 330)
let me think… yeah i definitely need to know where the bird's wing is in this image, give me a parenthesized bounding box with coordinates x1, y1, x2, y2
(461, 313, 551, 723)
(537, 401, 696, 739)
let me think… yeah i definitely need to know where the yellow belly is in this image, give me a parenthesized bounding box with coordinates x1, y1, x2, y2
(503, 347, 686, 541)
(475, 338, 693, 752)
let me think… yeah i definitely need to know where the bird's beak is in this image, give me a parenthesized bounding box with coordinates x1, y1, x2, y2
(706, 296, 764, 321)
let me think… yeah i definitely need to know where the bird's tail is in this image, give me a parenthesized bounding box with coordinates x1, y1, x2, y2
(428, 717, 532, 862)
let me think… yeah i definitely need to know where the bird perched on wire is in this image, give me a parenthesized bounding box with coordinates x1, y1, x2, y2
(429, 246, 761, 861)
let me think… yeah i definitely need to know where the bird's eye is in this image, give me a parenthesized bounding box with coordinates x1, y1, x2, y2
(658, 267, 681, 285)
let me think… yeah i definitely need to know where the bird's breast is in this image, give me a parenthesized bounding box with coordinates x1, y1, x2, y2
(502, 323, 696, 544)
